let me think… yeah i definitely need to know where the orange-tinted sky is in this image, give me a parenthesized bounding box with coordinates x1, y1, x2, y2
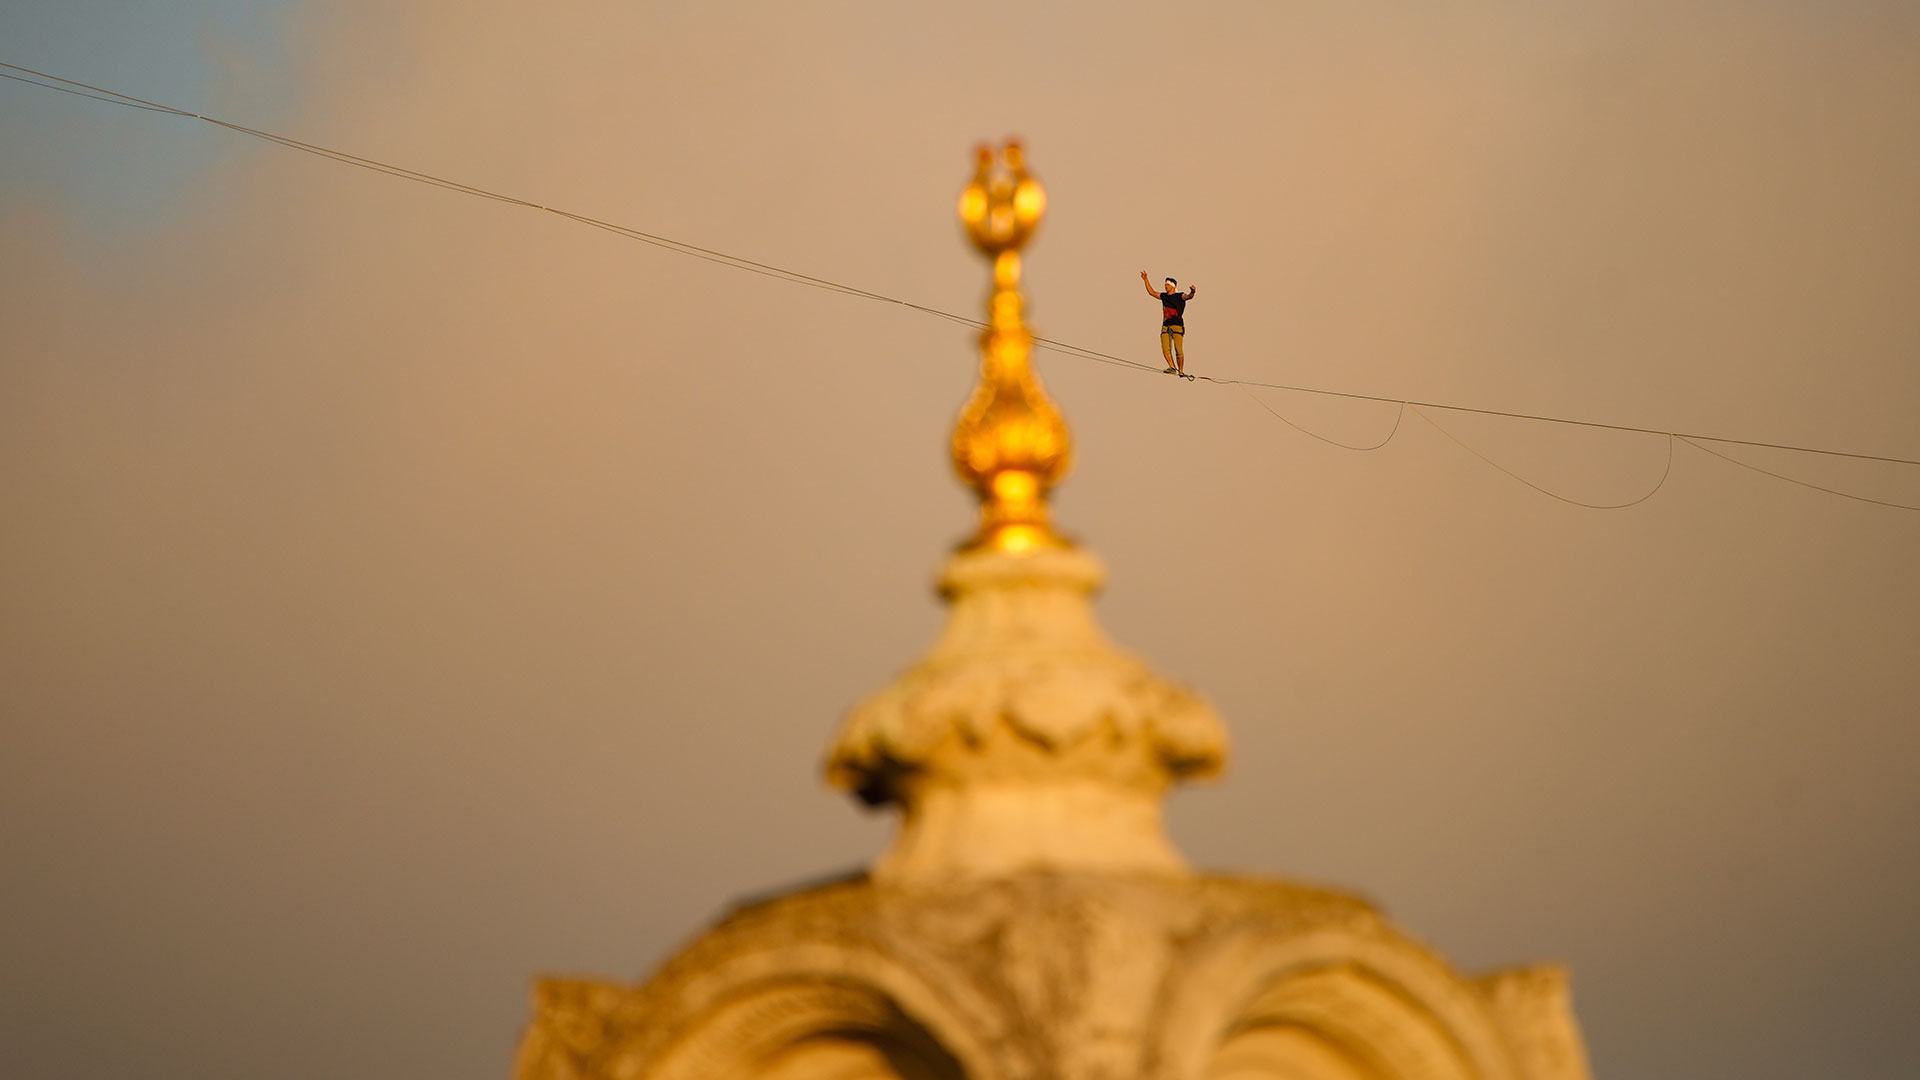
(3, 2, 1918, 1078)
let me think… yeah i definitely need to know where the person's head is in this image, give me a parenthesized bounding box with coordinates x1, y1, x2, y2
(1164, 277, 1177, 293)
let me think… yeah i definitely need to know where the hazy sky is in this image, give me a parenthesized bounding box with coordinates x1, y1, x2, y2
(3, 2, 1918, 1078)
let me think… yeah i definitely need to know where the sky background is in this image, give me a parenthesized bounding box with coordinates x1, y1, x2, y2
(3, 2, 1918, 1078)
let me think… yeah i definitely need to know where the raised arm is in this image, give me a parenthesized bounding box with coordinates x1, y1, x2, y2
(1140, 271, 1161, 299)
(1186, 285, 1198, 300)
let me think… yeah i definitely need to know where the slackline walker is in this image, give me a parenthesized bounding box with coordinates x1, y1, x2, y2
(1141, 271, 1199, 380)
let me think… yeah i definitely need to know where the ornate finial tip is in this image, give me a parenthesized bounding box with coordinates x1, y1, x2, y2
(958, 141, 1046, 256)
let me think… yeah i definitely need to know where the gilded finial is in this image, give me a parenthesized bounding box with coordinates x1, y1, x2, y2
(951, 141, 1071, 554)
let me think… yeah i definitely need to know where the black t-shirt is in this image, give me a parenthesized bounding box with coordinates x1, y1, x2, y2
(1159, 290, 1189, 326)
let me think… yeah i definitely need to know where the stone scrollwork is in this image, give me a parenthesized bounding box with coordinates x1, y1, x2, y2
(825, 547, 1229, 880)
(512, 875, 1589, 1080)
(829, 548, 1226, 796)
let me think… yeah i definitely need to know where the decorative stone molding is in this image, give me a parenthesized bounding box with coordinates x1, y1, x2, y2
(1475, 967, 1595, 1080)
(513, 873, 1589, 1080)
(825, 547, 1228, 881)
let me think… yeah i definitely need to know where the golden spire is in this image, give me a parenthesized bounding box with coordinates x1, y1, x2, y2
(951, 141, 1072, 554)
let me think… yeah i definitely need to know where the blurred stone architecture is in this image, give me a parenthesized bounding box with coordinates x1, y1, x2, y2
(511, 144, 1593, 1080)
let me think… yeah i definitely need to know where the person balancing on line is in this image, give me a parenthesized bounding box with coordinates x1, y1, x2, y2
(1141, 271, 1197, 379)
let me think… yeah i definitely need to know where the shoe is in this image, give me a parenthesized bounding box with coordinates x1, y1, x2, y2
(1164, 366, 1178, 374)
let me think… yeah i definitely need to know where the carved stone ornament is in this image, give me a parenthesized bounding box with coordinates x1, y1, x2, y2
(513, 874, 1592, 1080)
(826, 546, 1228, 881)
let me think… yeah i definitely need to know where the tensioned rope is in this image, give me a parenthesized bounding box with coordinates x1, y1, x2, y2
(5, 59, 1917, 512)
